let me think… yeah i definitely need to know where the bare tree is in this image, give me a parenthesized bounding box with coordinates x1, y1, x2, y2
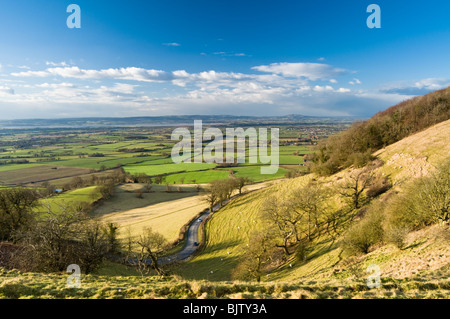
(76, 219, 113, 274)
(289, 181, 331, 242)
(135, 189, 144, 199)
(13, 204, 113, 274)
(261, 182, 332, 259)
(204, 182, 220, 212)
(233, 176, 252, 195)
(134, 227, 168, 276)
(97, 182, 115, 200)
(261, 196, 299, 255)
(233, 231, 275, 282)
(338, 168, 374, 211)
(144, 182, 153, 193)
(204, 179, 233, 211)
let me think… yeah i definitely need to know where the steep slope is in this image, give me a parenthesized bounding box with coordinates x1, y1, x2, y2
(374, 119, 450, 183)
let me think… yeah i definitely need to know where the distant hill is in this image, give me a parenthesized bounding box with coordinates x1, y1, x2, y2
(0, 114, 358, 129)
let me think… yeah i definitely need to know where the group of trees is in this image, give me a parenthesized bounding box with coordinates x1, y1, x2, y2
(260, 181, 333, 257)
(39, 169, 127, 196)
(233, 180, 338, 281)
(234, 161, 397, 281)
(204, 176, 252, 212)
(232, 88, 450, 281)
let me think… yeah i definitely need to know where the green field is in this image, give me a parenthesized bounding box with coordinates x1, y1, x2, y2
(36, 186, 101, 214)
(0, 126, 318, 188)
(123, 162, 216, 176)
(164, 170, 231, 184)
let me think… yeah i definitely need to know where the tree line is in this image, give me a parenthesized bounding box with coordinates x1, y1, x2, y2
(204, 176, 253, 212)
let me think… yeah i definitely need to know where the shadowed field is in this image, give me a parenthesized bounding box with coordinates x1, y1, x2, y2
(0, 165, 91, 186)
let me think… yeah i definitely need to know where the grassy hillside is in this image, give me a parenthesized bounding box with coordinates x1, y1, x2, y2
(178, 119, 450, 288)
(1, 264, 448, 299)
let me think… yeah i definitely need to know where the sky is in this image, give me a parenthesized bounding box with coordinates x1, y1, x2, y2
(0, 0, 449, 119)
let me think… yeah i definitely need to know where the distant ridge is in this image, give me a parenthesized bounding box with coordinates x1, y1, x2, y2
(0, 114, 360, 128)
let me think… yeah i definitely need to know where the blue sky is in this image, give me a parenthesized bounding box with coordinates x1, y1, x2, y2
(0, 0, 449, 119)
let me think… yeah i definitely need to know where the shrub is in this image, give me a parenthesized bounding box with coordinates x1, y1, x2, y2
(383, 224, 410, 249)
(386, 158, 450, 230)
(342, 208, 384, 255)
(97, 182, 115, 200)
(366, 174, 392, 199)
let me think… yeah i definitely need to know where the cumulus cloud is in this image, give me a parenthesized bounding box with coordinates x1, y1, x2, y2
(251, 62, 348, 80)
(4, 61, 416, 118)
(12, 66, 171, 82)
(163, 42, 181, 47)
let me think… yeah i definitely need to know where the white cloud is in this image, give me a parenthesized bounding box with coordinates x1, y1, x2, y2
(46, 61, 69, 67)
(11, 70, 50, 77)
(349, 78, 362, 85)
(212, 52, 250, 57)
(35, 82, 75, 89)
(252, 62, 348, 80)
(12, 66, 171, 82)
(313, 85, 334, 92)
(4, 61, 416, 118)
(163, 42, 181, 47)
(414, 78, 447, 90)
